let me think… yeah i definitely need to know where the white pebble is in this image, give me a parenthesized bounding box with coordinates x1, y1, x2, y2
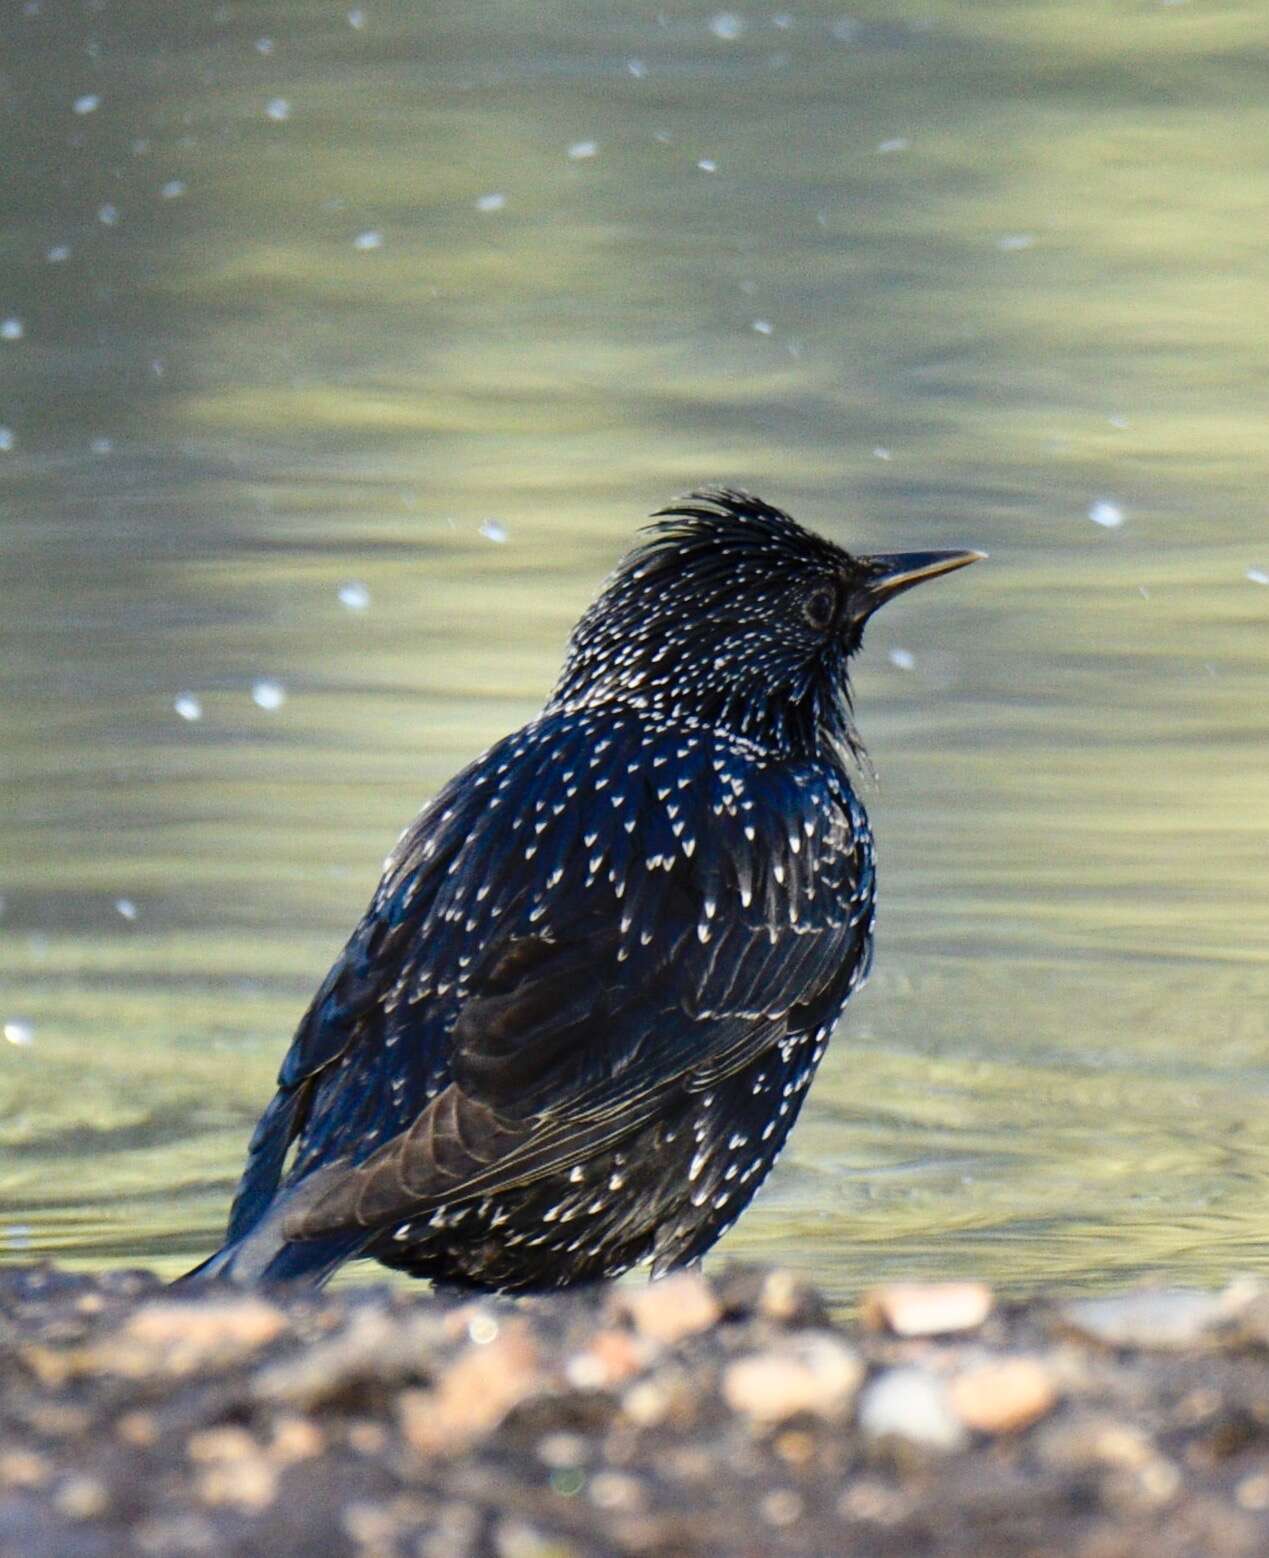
(114, 898, 138, 921)
(475, 192, 506, 212)
(567, 140, 598, 161)
(73, 93, 101, 115)
(859, 1368, 967, 1452)
(161, 179, 187, 199)
(480, 518, 508, 544)
(252, 679, 286, 711)
(338, 581, 371, 610)
(710, 12, 746, 39)
(1, 319, 24, 342)
(4, 1020, 35, 1048)
(353, 229, 383, 250)
(1088, 499, 1124, 528)
(174, 693, 203, 722)
(888, 648, 916, 671)
(265, 98, 290, 122)
(1247, 568, 1269, 586)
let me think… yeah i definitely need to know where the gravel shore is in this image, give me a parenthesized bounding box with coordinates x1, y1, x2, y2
(3, 1263, 1269, 1556)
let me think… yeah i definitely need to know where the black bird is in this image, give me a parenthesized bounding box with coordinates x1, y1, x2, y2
(184, 490, 981, 1290)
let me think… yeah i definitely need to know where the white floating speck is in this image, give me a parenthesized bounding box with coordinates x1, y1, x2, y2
(348, 7, 366, 27)
(1088, 499, 1124, 529)
(627, 58, 647, 78)
(46, 244, 72, 262)
(73, 93, 101, 115)
(697, 158, 718, 173)
(888, 648, 916, 671)
(252, 679, 286, 710)
(265, 97, 290, 122)
(877, 137, 909, 154)
(709, 12, 745, 39)
(772, 13, 794, 29)
(1138, 585, 1151, 599)
(161, 179, 186, 199)
(98, 203, 119, 225)
(255, 36, 273, 54)
(831, 17, 858, 41)
(873, 446, 892, 460)
(997, 233, 1035, 251)
(1247, 568, 1269, 586)
(338, 581, 371, 610)
(480, 518, 508, 544)
(90, 436, 113, 454)
(1108, 414, 1130, 429)
(114, 898, 138, 921)
(174, 692, 202, 721)
(353, 229, 383, 250)
(151, 359, 165, 378)
(1, 319, 24, 342)
(567, 140, 598, 161)
(0, 428, 13, 452)
(4, 1020, 34, 1048)
(475, 192, 506, 212)
(751, 319, 773, 335)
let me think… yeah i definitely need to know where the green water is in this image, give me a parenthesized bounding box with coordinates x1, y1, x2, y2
(3, 0, 1266, 1306)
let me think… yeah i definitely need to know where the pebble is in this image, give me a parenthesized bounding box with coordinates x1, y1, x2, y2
(1058, 1289, 1226, 1351)
(723, 1334, 864, 1424)
(948, 1357, 1058, 1435)
(861, 1281, 993, 1338)
(399, 1321, 543, 1454)
(613, 1270, 722, 1344)
(858, 1368, 969, 1453)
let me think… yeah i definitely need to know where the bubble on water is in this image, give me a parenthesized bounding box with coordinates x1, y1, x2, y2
(73, 93, 101, 114)
(114, 898, 138, 921)
(997, 233, 1035, 251)
(831, 17, 858, 42)
(353, 229, 383, 250)
(1, 319, 24, 342)
(772, 13, 794, 29)
(255, 36, 273, 54)
(4, 1019, 34, 1048)
(873, 447, 892, 461)
(1138, 585, 1151, 599)
(567, 140, 598, 161)
(1247, 568, 1269, 586)
(98, 203, 119, 225)
(877, 137, 909, 153)
(480, 519, 508, 544)
(338, 581, 371, 610)
(161, 179, 187, 199)
(1088, 499, 1124, 529)
(151, 359, 165, 378)
(90, 436, 114, 454)
(697, 158, 718, 173)
(265, 98, 290, 122)
(888, 648, 916, 671)
(710, 12, 745, 39)
(348, 7, 366, 27)
(174, 692, 202, 721)
(751, 319, 773, 335)
(475, 193, 506, 212)
(0, 429, 13, 452)
(252, 679, 286, 710)
(627, 58, 647, 78)
(1108, 414, 1130, 430)
(46, 244, 72, 262)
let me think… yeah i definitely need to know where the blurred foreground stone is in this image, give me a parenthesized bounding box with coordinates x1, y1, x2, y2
(4, 1264, 1269, 1555)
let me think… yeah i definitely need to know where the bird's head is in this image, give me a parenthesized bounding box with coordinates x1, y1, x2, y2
(550, 489, 983, 760)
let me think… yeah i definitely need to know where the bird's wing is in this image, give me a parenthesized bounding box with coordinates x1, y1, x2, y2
(270, 712, 874, 1245)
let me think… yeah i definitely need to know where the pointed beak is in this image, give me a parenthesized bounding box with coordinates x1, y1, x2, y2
(853, 548, 986, 617)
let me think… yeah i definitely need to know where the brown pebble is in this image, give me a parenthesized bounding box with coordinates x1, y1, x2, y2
(0, 1449, 52, 1488)
(611, 1271, 722, 1344)
(269, 1415, 325, 1463)
(400, 1320, 543, 1454)
(196, 1457, 278, 1513)
(117, 1411, 158, 1446)
(1057, 1289, 1226, 1352)
(187, 1426, 258, 1465)
(948, 1357, 1058, 1435)
(54, 1475, 109, 1520)
(126, 1297, 288, 1354)
(861, 1281, 993, 1337)
(564, 1327, 649, 1389)
(722, 1334, 864, 1425)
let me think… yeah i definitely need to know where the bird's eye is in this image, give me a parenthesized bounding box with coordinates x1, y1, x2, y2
(802, 586, 837, 630)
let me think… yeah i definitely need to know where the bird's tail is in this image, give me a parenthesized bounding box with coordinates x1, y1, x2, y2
(175, 1205, 370, 1289)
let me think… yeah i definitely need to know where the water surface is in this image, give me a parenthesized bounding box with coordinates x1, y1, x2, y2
(3, 0, 1267, 1305)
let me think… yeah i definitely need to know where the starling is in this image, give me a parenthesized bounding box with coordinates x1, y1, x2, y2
(184, 490, 981, 1290)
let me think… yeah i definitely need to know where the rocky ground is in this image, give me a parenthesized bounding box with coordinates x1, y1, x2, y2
(3, 1264, 1269, 1556)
